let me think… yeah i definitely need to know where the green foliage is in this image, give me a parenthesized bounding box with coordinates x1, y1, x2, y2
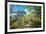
(32, 6, 41, 16)
(25, 5, 31, 11)
(28, 13, 33, 16)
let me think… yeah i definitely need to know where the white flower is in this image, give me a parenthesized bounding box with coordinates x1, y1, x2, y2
(24, 9, 29, 15)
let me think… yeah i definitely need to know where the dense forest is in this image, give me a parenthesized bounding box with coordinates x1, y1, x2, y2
(10, 5, 41, 29)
